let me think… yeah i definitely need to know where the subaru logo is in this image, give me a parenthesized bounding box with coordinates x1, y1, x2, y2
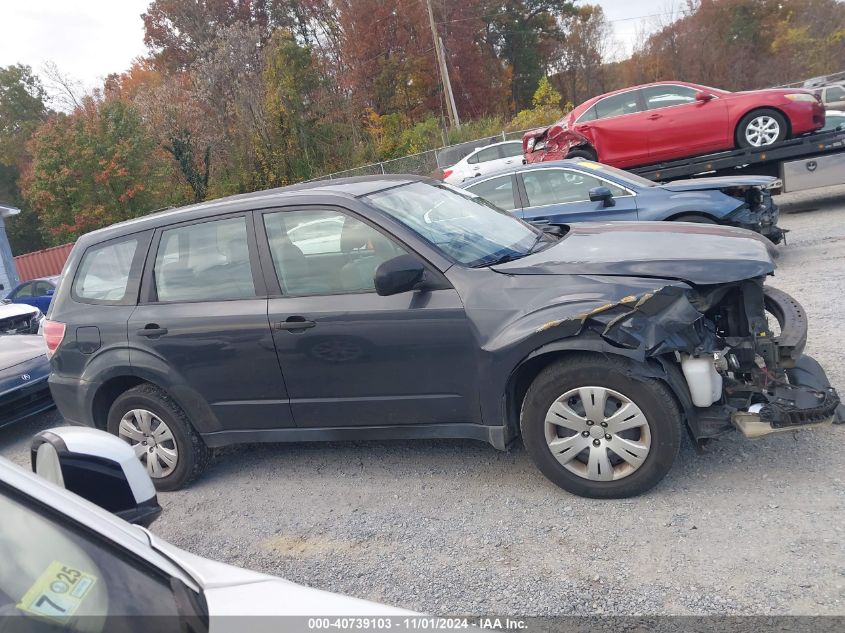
(20, 374, 30, 381)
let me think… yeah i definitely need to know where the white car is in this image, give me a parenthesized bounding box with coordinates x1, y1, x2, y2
(0, 427, 409, 631)
(442, 141, 525, 184)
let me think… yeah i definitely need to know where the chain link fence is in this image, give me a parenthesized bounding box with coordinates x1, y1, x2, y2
(310, 127, 538, 182)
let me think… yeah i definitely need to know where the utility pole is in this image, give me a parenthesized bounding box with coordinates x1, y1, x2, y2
(425, 0, 460, 130)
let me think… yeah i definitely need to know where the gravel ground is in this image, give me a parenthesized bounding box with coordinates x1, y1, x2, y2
(3, 186, 845, 616)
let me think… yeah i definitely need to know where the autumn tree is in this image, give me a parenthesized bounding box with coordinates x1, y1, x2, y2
(554, 5, 614, 105)
(480, 0, 577, 110)
(0, 65, 48, 253)
(22, 98, 189, 245)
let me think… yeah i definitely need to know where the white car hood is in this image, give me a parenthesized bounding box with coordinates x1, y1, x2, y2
(146, 533, 412, 624)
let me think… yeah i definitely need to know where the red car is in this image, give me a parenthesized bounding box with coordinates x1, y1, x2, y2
(523, 81, 825, 169)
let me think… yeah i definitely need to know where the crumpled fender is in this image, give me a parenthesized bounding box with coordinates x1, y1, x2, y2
(523, 123, 592, 163)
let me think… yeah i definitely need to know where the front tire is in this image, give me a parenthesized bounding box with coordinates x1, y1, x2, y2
(520, 355, 682, 498)
(107, 383, 211, 491)
(566, 148, 597, 161)
(672, 215, 717, 224)
(736, 109, 788, 148)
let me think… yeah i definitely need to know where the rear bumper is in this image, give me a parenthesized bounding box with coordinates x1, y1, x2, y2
(47, 373, 93, 427)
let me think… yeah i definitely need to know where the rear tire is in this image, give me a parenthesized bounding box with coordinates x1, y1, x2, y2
(566, 148, 597, 161)
(107, 383, 210, 491)
(520, 355, 682, 498)
(736, 109, 788, 148)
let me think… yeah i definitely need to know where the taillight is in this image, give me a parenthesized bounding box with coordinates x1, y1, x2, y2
(43, 319, 66, 359)
(443, 169, 453, 180)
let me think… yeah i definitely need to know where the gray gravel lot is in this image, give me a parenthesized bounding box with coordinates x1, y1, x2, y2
(3, 186, 845, 616)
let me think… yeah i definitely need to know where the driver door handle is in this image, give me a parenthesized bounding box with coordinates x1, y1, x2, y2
(647, 113, 662, 120)
(275, 317, 316, 331)
(137, 325, 168, 337)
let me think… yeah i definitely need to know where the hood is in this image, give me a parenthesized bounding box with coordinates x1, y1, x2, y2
(492, 222, 776, 285)
(0, 334, 47, 370)
(658, 175, 778, 192)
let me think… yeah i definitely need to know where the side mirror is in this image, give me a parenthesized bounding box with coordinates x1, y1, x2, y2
(31, 427, 161, 527)
(45, 288, 55, 296)
(589, 186, 616, 207)
(695, 91, 715, 102)
(374, 255, 426, 297)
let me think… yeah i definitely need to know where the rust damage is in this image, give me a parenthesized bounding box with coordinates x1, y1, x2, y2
(536, 285, 716, 357)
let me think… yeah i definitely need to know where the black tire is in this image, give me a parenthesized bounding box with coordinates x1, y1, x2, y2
(736, 108, 788, 149)
(107, 383, 211, 491)
(520, 354, 682, 499)
(672, 215, 717, 224)
(566, 148, 597, 161)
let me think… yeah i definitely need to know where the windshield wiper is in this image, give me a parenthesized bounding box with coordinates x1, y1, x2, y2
(471, 251, 525, 267)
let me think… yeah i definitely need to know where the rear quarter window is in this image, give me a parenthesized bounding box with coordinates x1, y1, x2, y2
(72, 236, 143, 304)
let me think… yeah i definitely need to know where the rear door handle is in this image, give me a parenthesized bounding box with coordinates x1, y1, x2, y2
(275, 317, 316, 331)
(137, 326, 168, 337)
(647, 113, 662, 120)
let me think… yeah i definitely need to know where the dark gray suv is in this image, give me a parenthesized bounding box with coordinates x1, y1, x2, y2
(45, 176, 842, 498)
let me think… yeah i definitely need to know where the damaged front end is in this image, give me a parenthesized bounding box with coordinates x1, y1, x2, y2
(722, 184, 784, 244)
(522, 124, 589, 164)
(564, 281, 842, 439)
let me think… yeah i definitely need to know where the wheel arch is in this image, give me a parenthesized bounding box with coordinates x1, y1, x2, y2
(504, 340, 696, 440)
(734, 106, 792, 143)
(665, 211, 722, 223)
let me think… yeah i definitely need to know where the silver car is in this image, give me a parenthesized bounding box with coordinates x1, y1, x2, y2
(0, 427, 407, 631)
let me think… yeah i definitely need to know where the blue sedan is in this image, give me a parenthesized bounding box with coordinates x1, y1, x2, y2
(459, 159, 783, 243)
(5, 275, 59, 313)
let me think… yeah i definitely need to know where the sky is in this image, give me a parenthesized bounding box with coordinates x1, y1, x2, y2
(0, 0, 670, 93)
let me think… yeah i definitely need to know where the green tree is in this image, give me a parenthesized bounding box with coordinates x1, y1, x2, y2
(23, 98, 189, 245)
(0, 64, 48, 253)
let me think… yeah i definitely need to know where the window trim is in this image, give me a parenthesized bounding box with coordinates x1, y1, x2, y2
(254, 204, 450, 299)
(463, 172, 522, 211)
(577, 88, 643, 124)
(641, 83, 718, 112)
(71, 231, 153, 306)
(518, 167, 636, 210)
(139, 212, 266, 306)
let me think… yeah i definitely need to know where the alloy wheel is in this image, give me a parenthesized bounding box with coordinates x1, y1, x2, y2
(745, 115, 781, 147)
(544, 386, 652, 481)
(117, 408, 179, 478)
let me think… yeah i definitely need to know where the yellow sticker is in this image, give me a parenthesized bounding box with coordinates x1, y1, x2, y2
(17, 561, 98, 623)
(577, 160, 604, 170)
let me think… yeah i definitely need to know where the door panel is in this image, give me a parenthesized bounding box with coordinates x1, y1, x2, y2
(519, 168, 638, 224)
(131, 213, 294, 431)
(642, 85, 729, 160)
(259, 207, 478, 429)
(574, 90, 647, 167)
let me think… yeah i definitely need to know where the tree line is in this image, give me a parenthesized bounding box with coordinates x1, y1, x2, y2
(0, 0, 843, 253)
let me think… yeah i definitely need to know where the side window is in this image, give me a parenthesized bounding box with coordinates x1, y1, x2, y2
(826, 86, 845, 101)
(594, 91, 642, 119)
(642, 85, 698, 110)
(13, 282, 34, 299)
(263, 209, 408, 296)
(153, 216, 255, 303)
(523, 169, 628, 207)
(466, 176, 518, 211)
(466, 152, 479, 165)
(500, 143, 524, 158)
(475, 146, 500, 163)
(0, 488, 184, 628)
(73, 238, 139, 303)
(34, 281, 52, 296)
(576, 106, 597, 123)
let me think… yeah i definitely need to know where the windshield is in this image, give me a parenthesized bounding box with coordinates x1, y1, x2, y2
(364, 181, 542, 267)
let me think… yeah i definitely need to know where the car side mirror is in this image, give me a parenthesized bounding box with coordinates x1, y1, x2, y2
(45, 288, 55, 296)
(31, 427, 161, 527)
(589, 186, 616, 207)
(374, 255, 426, 297)
(695, 91, 715, 102)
